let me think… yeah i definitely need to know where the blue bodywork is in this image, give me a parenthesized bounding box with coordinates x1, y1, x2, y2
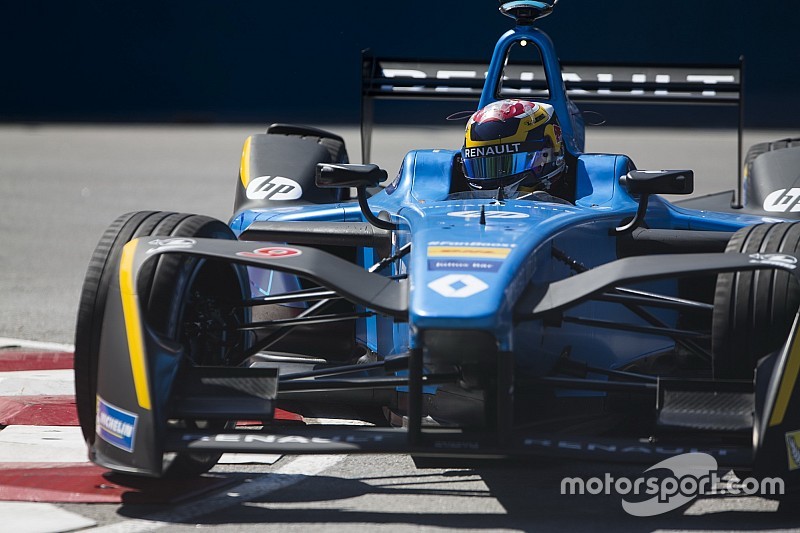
(228, 24, 777, 380)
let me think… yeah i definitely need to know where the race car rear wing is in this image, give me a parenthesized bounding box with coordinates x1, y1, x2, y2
(361, 53, 745, 205)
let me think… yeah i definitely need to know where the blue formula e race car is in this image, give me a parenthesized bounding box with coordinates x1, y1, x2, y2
(75, 1, 800, 495)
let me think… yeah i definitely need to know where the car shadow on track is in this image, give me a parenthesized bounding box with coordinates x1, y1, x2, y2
(114, 457, 798, 531)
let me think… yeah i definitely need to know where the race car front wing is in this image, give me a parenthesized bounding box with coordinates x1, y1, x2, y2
(91, 238, 800, 493)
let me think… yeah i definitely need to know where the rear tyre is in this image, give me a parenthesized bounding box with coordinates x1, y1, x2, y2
(265, 123, 349, 164)
(743, 138, 800, 177)
(711, 222, 800, 379)
(74, 211, 249, 476)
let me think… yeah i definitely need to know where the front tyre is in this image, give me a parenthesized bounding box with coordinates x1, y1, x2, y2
(74, 211, 249, 476)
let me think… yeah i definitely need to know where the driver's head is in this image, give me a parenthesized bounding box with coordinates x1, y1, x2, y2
(462, 99, 565, 192)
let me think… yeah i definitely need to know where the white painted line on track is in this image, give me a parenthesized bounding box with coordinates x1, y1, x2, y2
(0, 369, 75, 396)
(0, 337, 75, 352)
(84, 454, 346, 532)
(218, 453, 281, 465)
(0, 501, 96, 532)
(0, 426, 88, 463)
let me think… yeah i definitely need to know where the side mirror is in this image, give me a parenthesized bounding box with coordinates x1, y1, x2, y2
(315, 163, 396, 231)
(613, 169, 694, 236)
(316, 163, 387, 189)
(620, 169, 694, 196)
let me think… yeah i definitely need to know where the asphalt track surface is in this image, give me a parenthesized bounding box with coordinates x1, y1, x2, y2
(2, 124, 800, 532)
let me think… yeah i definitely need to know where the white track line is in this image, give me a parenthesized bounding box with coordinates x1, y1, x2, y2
(217, 453, 281, 465)
(0, 426, 87, 463)
(0, 369, 75, 396)
(85, 454, 346, 532)
(0, 501, 96, 533)
(0, 337, 75, 352)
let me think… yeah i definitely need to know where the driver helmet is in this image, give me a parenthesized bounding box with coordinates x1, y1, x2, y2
(462, 99, 565, 192)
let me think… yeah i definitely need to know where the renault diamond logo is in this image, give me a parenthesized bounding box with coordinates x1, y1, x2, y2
(428, 274, 489, 298)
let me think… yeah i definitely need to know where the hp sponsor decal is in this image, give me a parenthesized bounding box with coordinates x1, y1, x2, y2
(763, 188, 800, 213)
(246, 175, 303, 201)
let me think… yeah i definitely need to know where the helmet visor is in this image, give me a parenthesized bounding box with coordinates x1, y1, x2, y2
(462, 151, 532, 182)
(461, 138, 548, 181)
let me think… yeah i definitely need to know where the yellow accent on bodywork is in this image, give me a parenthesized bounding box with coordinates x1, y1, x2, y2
(428, 246, 511, 259)
(119, 239, 152, 410)
(240, 136, 253, 188)
(769, 323, 800, 427)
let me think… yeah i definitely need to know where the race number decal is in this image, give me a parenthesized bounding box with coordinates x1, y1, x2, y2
(237, 247, 303, 259)
(246, 175, 303, 201)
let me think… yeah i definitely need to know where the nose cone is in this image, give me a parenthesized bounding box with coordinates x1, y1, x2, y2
(404, 197, 579, 333)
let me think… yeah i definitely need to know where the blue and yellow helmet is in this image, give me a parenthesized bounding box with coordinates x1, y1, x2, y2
(462, 99, 565, 191)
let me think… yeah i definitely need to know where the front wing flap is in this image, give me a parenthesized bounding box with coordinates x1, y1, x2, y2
(167, 426, 751, 466)
(137, 237, 408, 317)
